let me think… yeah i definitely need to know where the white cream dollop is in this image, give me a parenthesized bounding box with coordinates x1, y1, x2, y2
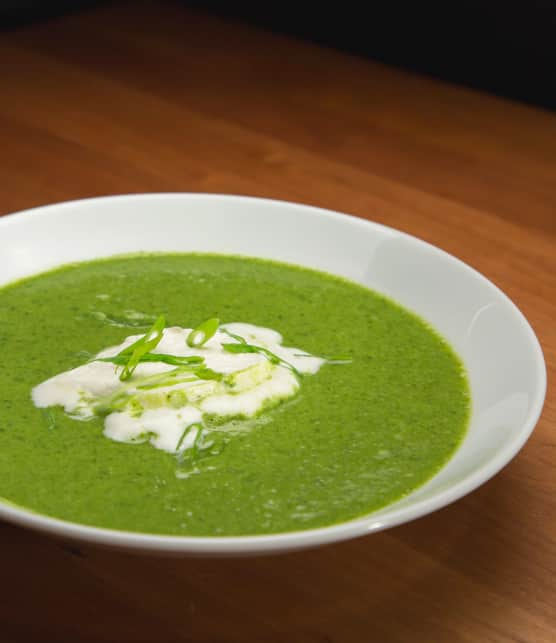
(32, 323, 324, 454)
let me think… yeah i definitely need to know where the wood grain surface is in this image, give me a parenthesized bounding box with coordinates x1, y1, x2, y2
(0, 2, 555, 641)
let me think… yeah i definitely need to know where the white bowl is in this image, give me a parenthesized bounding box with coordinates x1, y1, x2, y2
(0, 194, 546, 556)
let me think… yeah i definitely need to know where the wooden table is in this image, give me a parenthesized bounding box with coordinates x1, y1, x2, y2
(1, 2, 555, 641)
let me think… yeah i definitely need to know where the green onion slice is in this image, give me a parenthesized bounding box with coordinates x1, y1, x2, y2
(116, 314, 166, 381)
(186, 317, 220, 348)
(219, 327, 246, 344)
(221, 342, 302, 378)
(134, 368, 200, 391)
(176, 423, 204, 457)
(134, 364, 222, 391)
(96, 353, 204, 368)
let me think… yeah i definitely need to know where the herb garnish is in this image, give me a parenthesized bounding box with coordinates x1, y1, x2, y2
(93, 316, 348, 389)
(90, 315, 349, 432)
(97, 353, 204, 368)
(176, 422, 204, 455)
(219, 328, 246, 344)
(220, 326, 303, 378)
(134, 365, 222, 390)
(115, 314, 166, 381)
(40, 314, 352, 471)
(186, 317, 220, 348)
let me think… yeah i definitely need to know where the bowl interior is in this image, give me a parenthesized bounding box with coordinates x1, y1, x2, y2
(0, 194, 546, 554)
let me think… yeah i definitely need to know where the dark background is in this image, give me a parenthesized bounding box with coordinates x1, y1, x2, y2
(1, 0, 555, 111)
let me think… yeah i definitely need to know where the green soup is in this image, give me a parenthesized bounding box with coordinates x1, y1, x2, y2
(0, 254, 470, 536)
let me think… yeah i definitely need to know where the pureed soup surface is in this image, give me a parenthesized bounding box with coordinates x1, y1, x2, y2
(0, 254, 470, 536)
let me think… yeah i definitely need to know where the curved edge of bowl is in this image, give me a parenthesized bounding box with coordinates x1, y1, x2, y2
(0, 193, 547, 555)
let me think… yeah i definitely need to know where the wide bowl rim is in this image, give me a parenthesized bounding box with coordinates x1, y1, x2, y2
(0, 193, 547, 555)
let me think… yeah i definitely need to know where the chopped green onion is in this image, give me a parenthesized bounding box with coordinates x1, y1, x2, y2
(220, 343, 259, 355)
(191, 426, 204, 457)
(134, 368, 200, 390)
(221, 342, 302, 378)
(219, 327, 246, 344)
(194, 366, 223, 381)
(94, 388, 135, 416)
(118, 315, 166, 356)
(186, 317, 220, 348)
(176, 424, 193, 452)
(96, 353, 204, 367)
(134, 364, 222, 390)
(116, 314, 166, 381)
(167, 389, 187, 408)
(176, 423, 204, 456)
